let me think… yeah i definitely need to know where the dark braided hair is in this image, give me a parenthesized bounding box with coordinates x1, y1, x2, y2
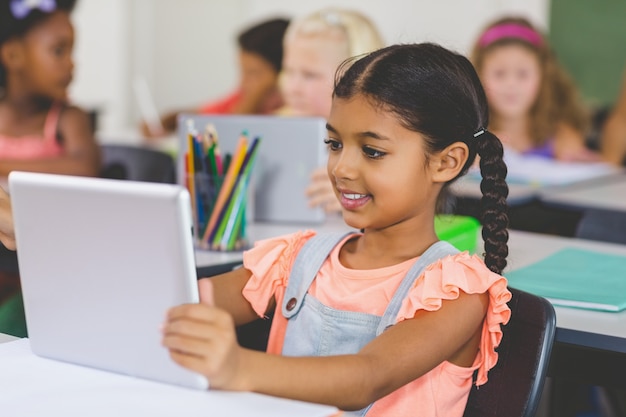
(333, 43, 509, 274)
(0, 0, 77, 90)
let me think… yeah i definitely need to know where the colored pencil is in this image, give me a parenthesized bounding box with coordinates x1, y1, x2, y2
(201, 134, 248, 244)
(214, 137, 261, 250)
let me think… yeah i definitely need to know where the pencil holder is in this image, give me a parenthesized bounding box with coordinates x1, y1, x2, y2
(187, 172, 249, 251)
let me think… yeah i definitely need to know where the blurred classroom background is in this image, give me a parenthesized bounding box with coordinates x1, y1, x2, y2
(65, 0, 559, 135)
(68, 0, 626, 140)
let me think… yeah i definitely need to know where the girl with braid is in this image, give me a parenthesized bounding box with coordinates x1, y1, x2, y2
(162, 43, 512, 417)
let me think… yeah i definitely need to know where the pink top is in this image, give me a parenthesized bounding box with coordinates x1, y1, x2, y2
(198, 90, 284, 115)
(198, 91, 242, 115)
(242, 230, 511, 417)
(0, 103, 64, 159)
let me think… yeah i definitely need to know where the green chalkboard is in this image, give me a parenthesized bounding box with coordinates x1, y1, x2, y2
(549, 0, 626, 108)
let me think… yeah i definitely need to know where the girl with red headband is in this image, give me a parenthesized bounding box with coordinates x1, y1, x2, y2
(471, 17, 602, 162)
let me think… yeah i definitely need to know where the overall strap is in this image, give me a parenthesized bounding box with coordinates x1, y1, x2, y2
(281, 232, 356, 318)
(375, 241, 459, 336)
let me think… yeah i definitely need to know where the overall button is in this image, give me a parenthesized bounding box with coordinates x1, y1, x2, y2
(286, 298, 297, 311)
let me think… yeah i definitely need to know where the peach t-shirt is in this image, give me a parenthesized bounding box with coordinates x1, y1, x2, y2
(242, 230, 511, 417)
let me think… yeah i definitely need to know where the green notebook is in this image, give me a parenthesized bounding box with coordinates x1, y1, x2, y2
(505, 248, 626, 312)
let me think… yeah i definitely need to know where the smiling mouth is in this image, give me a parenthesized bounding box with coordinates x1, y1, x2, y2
(343, 193, 368, 200)
(339, 192, 371, 210)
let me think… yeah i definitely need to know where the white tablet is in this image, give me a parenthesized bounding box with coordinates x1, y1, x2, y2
(9, 171, 208, 390)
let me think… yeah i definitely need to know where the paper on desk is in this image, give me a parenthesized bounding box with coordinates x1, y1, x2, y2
(502, 150, 618, 186)
(466, 149, 618, 186)
(0, 339, 337, 417)
(505, 248, 626, 312)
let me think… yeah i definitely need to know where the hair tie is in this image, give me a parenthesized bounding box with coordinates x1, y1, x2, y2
(478, 23, 543, 48)
(10, 0, 56, 20)
(473, 128, 486, 138)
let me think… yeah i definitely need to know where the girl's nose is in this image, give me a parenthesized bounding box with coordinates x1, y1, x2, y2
(330, 150, 357, 180)
(67, 55, 75, 73)
(284, 76, 302, 96)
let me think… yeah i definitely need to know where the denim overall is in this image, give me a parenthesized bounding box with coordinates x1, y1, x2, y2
(281, 232, 459, 416)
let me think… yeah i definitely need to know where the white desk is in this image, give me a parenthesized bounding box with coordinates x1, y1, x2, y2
(450, 175, 541, 206)
(96, 128, 178, 155)
(506, 230, 626, 354)
(539, 172, 626, 212)
(507, 230, 626, 388)
(0, 336, 337, 416)
(0, 332, 18, 344)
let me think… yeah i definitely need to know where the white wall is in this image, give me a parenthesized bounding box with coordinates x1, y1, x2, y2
(70, 0, 131, 131)
(68, 0, 550, 136)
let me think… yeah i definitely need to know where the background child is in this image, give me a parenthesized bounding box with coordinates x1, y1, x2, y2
(142, 17, 290, 138)
(162, 42, 511, 417)
(0, 0, 100, 177)
(277, 7, 384, 213)
(470, 16, 601, 162)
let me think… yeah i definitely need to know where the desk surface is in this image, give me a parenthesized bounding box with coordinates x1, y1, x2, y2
(449, 175, 540, 206)
(96, 128, 178, 154)
(539, 172, 626, 212)
(0, 333, 17, 344)
(0, 337, 336, 416)
(506, 230, 626, 353)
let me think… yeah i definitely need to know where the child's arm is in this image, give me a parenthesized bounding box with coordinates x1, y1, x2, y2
(553, 122, 603, 162)
(163, 291, 488, 410)
(198, 267, 264, 326)
(601, 72, 626, 165)
(0, 106, 100, 177)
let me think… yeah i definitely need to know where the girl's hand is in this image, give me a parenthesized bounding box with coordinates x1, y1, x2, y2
(162, 303, 247, 391)
(306, 167, 341, 213)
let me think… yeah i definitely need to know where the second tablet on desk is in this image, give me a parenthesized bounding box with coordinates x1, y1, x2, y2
(178, 114, 327, 225)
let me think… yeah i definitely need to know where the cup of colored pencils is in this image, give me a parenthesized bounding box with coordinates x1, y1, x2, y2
(184, 122, 260, 251)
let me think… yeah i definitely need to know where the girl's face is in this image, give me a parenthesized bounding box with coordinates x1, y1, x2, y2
(325, 95, 439, 232)
(19, 11, 75, 100)
(281, 35, 346, 118)
(238, 50, 278, 98)
(480, 44, 542, 119)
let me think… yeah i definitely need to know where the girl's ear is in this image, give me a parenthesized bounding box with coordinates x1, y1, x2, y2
(430, 141, 469, 183)
(0, 40, 25, 70)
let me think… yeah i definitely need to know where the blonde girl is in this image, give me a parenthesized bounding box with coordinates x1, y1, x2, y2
(278, 8, 385, 213)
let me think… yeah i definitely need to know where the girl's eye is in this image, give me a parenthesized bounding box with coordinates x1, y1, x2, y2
(362, 146, 386, 159)
(52, 45, 65, 57)
(323, 138, 341, 151)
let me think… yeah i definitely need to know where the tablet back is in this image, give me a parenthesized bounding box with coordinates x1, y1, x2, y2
(177, 114, 328, 224)
(9, 171, 208, 390)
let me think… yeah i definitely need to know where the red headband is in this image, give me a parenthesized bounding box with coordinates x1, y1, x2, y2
(478, 23, 543, 47)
